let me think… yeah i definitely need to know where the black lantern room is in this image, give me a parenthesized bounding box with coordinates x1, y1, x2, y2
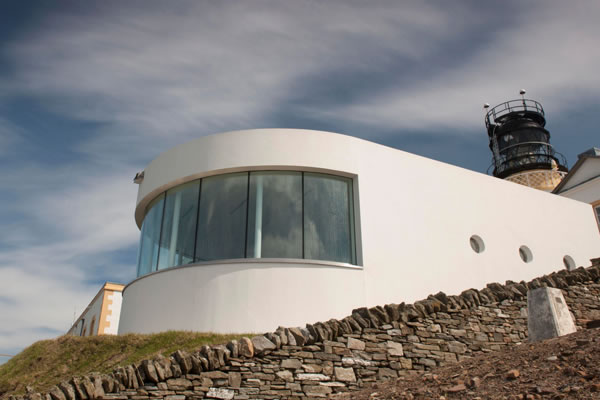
(485, 93, 567, 179)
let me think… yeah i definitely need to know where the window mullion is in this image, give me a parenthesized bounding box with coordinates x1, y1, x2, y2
(154, 193, 167, 272)
(192, 179, 202, 263)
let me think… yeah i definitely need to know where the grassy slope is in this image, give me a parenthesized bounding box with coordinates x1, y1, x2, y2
(0, 331, 250, 397)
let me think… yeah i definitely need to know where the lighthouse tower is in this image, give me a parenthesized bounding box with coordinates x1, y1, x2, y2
(485, 91, 568, 191)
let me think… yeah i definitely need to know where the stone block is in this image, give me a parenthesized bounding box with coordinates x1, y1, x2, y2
(238, 337, 254, 358)
(377, 368, 397, 380)
(281, 358, 302, 370)
(228, 372, 241, 388)
(200, 371, 228, 379)
(314, 352, 339, 361)
(275, 370, 293, 383)
(447, 341, 467, 354)
(322, 361, 334, 376)
(334, 367, 356, 382)
(166, 378, 193, 390)
(226, 340, 239, 358)
(206, 388, 234, 400)
(295, 373, 330, 382)
(172, 350, 193, 374)
(141, 360, 159, 383)
(302, 384, 332, 397)
(418, 358, 436, 368)
(347, 337, 365, 350)
(48, 387, 66, 400)
(386, 341, 403, 356)
(302, 364, 322, 373)
(527, 287, 576, 342)
(57, 383, 75, 400)
(251, 336, 276, 354)
(285, 329, 297, 346)
(341, 357, 376, 367)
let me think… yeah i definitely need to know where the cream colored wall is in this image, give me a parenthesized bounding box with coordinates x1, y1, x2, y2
(555, 158, 600, 233)
(557, 176, 600, 204)
(120, 129, 600, 334)
(101, 290, 123, 335)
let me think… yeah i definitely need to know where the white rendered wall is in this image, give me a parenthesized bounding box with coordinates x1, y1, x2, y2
(121, 129, 600, 334)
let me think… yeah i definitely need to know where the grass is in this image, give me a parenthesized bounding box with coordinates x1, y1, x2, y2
(0, 331, 251, 398)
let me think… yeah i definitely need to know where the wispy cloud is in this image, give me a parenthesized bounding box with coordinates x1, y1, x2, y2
(1, 2, 484, 147)
(0, 118, 23, 157)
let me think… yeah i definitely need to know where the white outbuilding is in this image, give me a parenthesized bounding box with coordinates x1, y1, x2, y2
(554, 147, 600, 231)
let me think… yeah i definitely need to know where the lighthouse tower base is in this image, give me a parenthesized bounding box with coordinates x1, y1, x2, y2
(505, 169, 567, 192)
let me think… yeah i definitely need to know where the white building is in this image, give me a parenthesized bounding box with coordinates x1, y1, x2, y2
(117, 129, 600, 335)
(68, 282, 124, 336)
(554, 148, 600, 231)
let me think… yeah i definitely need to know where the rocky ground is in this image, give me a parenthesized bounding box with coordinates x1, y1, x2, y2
(341, 326, 600, 399)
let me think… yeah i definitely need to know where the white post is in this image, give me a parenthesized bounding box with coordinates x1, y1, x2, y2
(254, 175, 263, 258)
(168, 191, 182, 267)
(527, 287, 576, 342)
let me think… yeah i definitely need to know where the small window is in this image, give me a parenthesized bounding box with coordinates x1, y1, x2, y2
(563, 255, 576, 271)
(519, 245, 533, 263)
(469, 235, 485, 253)
(595, 205, 600, 225)
(89, 316, 96, 336)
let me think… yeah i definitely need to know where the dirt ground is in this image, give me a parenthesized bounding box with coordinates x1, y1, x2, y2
(341, 327, 600, 400)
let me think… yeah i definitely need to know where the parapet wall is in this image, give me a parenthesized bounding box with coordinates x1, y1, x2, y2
(14, 260, 600, 400)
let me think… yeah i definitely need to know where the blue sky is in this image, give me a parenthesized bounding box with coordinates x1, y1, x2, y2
(1, 0, 599, 361)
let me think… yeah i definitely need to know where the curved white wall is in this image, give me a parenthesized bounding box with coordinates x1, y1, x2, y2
(120, 129, 600, 334)
(118, 261, 364, 334)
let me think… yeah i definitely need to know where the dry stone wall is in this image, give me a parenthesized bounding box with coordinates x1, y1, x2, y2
(14, 261, 600, 400)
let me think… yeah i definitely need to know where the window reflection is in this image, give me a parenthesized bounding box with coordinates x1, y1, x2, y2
(195, 173, 248, 261)
(304, 173, 355, 264)
(247, 172, 302, 258)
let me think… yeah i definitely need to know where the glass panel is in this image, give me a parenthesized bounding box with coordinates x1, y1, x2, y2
(247, 171, 302, 258)
(136, 194, 165, 277)
(595, 206, 600, 224)
(304, 173, 355, 264)
(195, 173, 248, 261)
(157, 181, 200, 270)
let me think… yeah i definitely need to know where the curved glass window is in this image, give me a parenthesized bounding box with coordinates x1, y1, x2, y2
(135, 171, 357, 277)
